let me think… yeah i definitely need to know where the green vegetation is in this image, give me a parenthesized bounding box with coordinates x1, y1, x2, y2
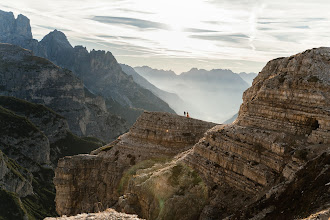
(21, 168, 57, 219)
(81, 136, 106, 145)
(307, 76, 319, 83)
(51, 132, 102, 159)
(0, 106, 42, 138)
(0, 189, 29, 220)
(294, 149, 309, 161)
(0, 96, 64, 121)
(169, 164, 183, 186)
(118, 157, 170, 194)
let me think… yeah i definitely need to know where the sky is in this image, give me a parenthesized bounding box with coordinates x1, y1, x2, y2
(1, 0, 330, 74)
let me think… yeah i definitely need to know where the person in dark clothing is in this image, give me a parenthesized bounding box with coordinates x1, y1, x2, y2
(184, 111, 186, 116)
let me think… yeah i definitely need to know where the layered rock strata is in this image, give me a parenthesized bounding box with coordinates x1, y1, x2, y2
(54, 112, 216, 216)
(183, 47, 330, 218)
(54, 47, 329, 220)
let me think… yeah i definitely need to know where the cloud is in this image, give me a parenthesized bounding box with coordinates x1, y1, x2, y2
(91, 16, 170, 30)
(190, 34, 249, 43)
(183, 28, 218, 33)
(4, 0, 330, 74)
(37, 25, 70, 32)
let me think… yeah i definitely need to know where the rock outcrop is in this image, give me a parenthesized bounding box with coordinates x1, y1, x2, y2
(54, 47, 329, 220)
(183, 47, 330, 218)
(45, 208, 142, 220)
(0, 43, 127, 142)
(54, 112, 216, 216)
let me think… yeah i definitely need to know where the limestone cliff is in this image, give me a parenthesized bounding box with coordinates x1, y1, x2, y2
(54, 47, 329, 220)
(183, 47, 330, 219)
(54, 112, 216, 216)
(0, 43, 127, 142)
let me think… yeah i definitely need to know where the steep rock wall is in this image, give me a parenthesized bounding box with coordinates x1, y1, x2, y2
(183, 47, 330, 218)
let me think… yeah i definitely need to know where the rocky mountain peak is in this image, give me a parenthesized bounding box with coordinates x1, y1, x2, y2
(0, 10, 32, 41)
(41, 29, 72, 49)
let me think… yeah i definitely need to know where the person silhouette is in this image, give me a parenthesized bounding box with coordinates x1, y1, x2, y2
(187, 112, 190, 118)
(184, 111, 186, 116)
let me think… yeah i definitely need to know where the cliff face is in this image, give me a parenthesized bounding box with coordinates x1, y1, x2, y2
(0, 95, 106, 219)
(0, 43, 127, 142)
(54, 47, 329, 220)
(54, 112, 216, 216)
(0, 10, 46, 57)
(184, 47, 330, 218)
(67, 45, 175, 116)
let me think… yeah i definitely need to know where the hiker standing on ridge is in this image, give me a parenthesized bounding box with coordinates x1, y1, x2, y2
(187, 112, 190, 118)
(184, 111, 186, 116)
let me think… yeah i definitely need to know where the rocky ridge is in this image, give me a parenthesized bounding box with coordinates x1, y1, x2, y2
(183, 47, 330, 218)
(54, 47, 329, 219)
(54, 112, 216, 216)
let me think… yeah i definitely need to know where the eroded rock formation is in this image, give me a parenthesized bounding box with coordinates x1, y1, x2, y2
(54, 112, 216, 216)
(184, 47, 330, 218)
(54, 47, 329, 220)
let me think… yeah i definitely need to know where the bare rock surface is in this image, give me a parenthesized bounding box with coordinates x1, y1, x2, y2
(54, 47, 329, 220)
(44, 208, 142, 220)
(54, 112, 216, 216)
(184, 47, 330, 219)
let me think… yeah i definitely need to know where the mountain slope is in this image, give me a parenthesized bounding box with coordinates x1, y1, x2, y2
(0, 43, 127, 142)
(0, 10, 175, 126)
(0, 95, 104, 220)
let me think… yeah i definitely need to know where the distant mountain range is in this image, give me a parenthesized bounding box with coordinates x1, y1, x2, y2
(0, 10, 175, 128)
(134, 66, 256, 123)
(239, 72, 257, 85)
(120, 64, 192, 116)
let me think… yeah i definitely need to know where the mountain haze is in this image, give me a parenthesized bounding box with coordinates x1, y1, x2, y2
(120, 64, 191, 115)
(134, 66, 250, 122)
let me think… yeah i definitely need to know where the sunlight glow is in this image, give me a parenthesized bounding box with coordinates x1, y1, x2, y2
(1, 0, 330, 73)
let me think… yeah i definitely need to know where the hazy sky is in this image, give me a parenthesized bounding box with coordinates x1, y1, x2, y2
(1, 0, 330, 73)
